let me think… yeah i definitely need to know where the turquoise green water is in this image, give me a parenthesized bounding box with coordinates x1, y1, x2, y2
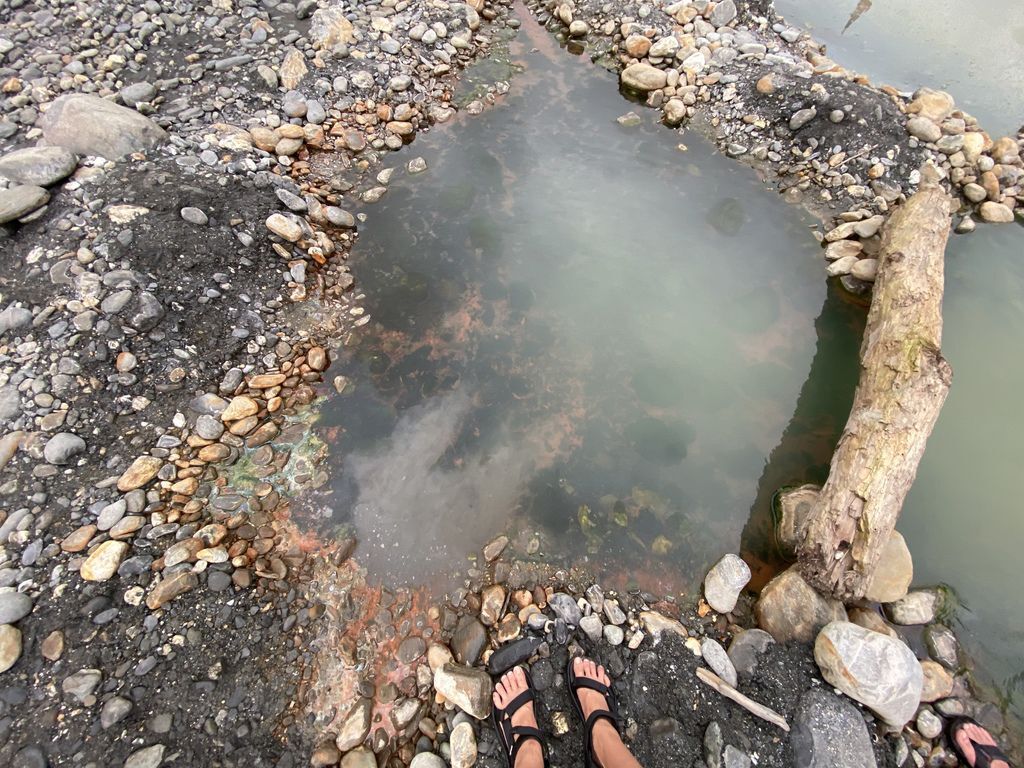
(774, 0, 1024, 136)
(778, 0, 1024, 729)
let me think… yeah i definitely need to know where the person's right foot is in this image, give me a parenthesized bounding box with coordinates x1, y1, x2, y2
(954, 721, 1010, 768)
(572, 657, 623, 766)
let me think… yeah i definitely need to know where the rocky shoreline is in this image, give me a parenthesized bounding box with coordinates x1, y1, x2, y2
(527, 0, 1023, 295)
(0, 0, 1020, 767)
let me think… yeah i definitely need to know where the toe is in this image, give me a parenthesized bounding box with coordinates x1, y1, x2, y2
(496, 680, 508, 703)
(597, 664, 609, 686)
(513, 666, 526, 690)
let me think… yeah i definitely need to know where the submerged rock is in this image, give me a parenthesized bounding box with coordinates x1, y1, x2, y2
(41, 94, 168, 159)
(814, 621, 923, 727)
(884, 589, 942, 625)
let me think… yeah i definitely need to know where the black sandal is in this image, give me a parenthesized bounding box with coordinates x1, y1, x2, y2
(491, 667, 548, 768)
(566, 656, 621, 768)
(949, 717, 1012, 768)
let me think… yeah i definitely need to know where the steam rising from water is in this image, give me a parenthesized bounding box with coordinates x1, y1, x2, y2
(346, 390, 533, 583)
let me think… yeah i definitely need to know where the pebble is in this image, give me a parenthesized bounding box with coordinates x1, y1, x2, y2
(580, 613, 603, 642)
(180, 207, 208, 225)
(266, 212, 303, 242)
(0, 624, 21, 672)
(124, 744, 165, 768)
(603, 625, 624, 646)
(43, 432, 86, 464)
(917, 709, 942, 739)
(0, 591, 32, 624)
(81, 541, 129, 581)
(701, 638, 738, 687)
(449, 721, 477, 768)
(789, 107, 816, 131)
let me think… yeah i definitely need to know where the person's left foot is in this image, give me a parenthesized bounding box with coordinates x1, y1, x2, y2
(493, 667, 544, 768)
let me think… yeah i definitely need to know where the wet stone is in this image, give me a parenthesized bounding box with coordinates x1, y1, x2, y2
(451, 616, 487, 665)
(548, 593, 582, 626)
(398, 636, 426, 663)
(487, 636, 543, 675)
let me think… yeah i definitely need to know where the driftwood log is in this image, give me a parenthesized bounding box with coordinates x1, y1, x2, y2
(797, 176, 955, 601)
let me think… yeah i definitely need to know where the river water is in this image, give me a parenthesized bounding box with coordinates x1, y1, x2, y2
(779, 0, 1024, 728)
(774, 0, 1024, 136)
(311, 3, 1024, 726)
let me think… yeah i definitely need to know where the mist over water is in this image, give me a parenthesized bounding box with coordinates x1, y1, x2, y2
(317, 25, 829, 590)
(346, 390, 535, 582)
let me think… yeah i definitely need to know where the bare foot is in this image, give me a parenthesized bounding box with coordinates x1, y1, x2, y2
(955, 722, 1009, 768)
(493, 667, 544, 768)
(572, 657, 622, 766)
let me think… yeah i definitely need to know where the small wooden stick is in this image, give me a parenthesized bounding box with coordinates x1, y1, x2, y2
(696, 668, 791, 733)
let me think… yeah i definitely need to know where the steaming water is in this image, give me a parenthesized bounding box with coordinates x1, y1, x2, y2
(314, 21, 840, 587)
(309, 5, 1024, 726)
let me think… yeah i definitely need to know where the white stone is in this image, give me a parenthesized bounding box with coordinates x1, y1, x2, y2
(704, 553, 751, 613)
(814, 621, 923, 727)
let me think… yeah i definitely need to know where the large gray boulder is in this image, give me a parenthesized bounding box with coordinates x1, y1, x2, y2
(792, 688, 877, 768)
(41, 95, 167, 159)
(814, 621, 923, 727)
(0, 146, 77, 186)
(755, 567, 846, 643)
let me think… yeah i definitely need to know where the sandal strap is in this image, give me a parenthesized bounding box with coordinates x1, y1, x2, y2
(972, 743, 1010, 768)
(511, 725, 545, 740)
(509, 732, 546, 767)
(505, 688, 535, 715)
(572, 676, 612, 696)
(585, 708, 618, 733)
